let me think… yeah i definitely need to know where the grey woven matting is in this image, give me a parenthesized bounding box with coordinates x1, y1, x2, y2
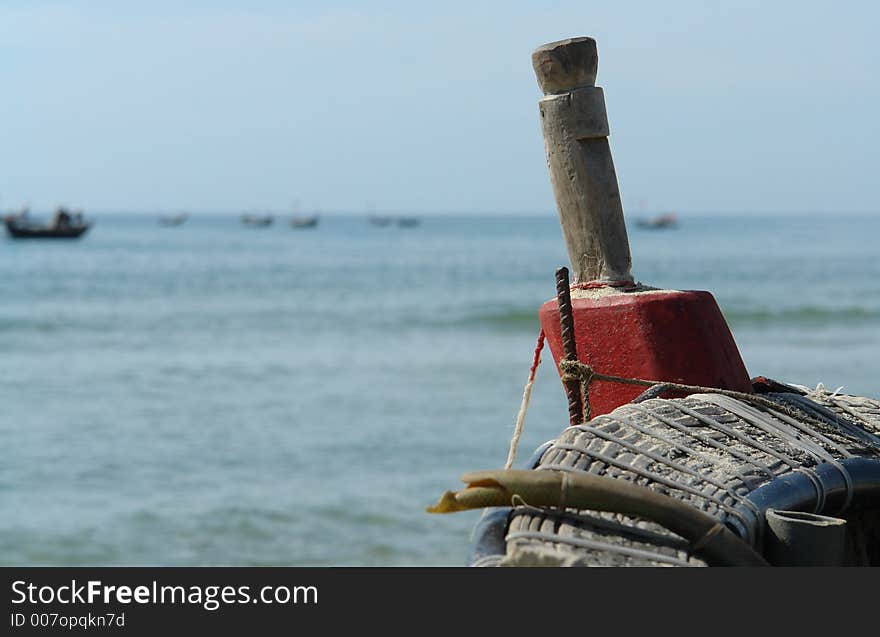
(501, 389, 880, 566)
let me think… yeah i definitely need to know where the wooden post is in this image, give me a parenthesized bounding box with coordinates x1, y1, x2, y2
(533, 37, 633, 284)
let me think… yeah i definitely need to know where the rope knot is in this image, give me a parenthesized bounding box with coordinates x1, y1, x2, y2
(559, 359, 596, 422)
(559, 359, 594, 384)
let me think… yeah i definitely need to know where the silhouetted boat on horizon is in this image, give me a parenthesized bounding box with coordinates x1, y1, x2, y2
(368, 215, 392, 227)
(4, 207, 92, 239)
(159, 213, 188, 226)
(290, 215, 319, 228)
(636, 212, 678, 229)
(241, 214, 273, 227)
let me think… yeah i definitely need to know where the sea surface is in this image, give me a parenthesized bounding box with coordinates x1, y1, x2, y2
(1, 212, 878, 565)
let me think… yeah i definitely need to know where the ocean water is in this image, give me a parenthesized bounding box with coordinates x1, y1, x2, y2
(1, 212, 878, 565)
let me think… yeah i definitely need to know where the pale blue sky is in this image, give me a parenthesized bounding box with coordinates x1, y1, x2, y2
(1, 1, 877, 214)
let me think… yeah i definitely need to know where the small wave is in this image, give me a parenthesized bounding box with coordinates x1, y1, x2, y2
(430, 304, 880, 332)
(447, 304, 880, 330)
(445, 308, 540, 330)
(0, 315, 127, 334)
(0, 318, 64, 333)
(725, 305, 880, 327)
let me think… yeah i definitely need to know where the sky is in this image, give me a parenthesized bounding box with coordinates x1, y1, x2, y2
(1, 1, 878, 214)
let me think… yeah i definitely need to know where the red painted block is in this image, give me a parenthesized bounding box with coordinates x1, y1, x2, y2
(539, 289, 752, 419)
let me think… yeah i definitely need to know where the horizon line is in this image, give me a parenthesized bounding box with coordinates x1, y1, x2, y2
(16, 208, 879, 217)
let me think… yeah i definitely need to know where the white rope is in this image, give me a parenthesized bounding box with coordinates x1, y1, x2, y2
(505, 332, 545, 469)
(505, 365, 539, 470)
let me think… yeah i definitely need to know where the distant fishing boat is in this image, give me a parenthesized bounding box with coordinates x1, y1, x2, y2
(241, 214, 273, 227)
(636, 212, 678, 229)
(159, 213, 188, 227)
(396, 217, 420, 228)
(368, 215, 393, 227)
(290, 215, 319, 229)
(5, 207, 92, 239)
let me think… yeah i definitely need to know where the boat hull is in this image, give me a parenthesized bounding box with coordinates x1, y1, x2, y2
(5, 221, 92, 239)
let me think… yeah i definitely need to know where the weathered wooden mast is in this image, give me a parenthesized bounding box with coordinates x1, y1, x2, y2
(532, 37, 632, 284)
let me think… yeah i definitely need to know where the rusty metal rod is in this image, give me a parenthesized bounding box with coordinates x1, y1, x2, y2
(556, 266, 583, 426)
